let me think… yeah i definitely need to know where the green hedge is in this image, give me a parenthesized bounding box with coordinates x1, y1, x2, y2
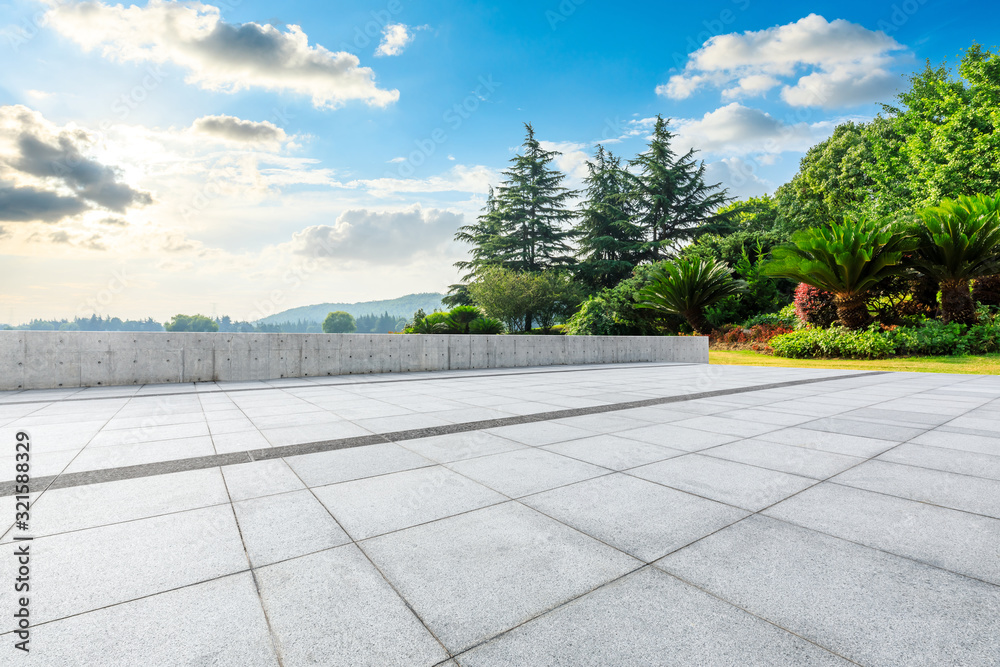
(770, 319, 1000, 359)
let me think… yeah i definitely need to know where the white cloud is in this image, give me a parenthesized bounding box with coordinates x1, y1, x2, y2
(375, 23, 420, 57)
(0, 105, 152, 224)
(703, 157, 772, 199)
(539, 140, 590, 181)
(347, 164, 497, 197)
(672, 103, 837, 156)
(46, 0, 399, 109)
(288, 205, 461, 264)
(659, 14, 906, 108)
(191, 115, 287, 147)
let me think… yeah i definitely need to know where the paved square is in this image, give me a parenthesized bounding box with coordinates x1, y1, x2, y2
(1, 361, 999, 665)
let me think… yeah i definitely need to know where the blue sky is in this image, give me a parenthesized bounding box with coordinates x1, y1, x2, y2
(0, 0, 996, 322)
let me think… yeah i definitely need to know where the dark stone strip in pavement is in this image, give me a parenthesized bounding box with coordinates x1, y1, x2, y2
(0, 371, 887, 497)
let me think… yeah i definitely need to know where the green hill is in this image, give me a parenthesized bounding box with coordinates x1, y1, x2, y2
(257, 293, 446, 325)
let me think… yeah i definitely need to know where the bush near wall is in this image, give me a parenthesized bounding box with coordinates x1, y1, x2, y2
(770, 317, 1000, 359)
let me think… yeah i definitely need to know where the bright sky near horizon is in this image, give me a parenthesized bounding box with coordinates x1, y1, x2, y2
(0, 0, 995, 324)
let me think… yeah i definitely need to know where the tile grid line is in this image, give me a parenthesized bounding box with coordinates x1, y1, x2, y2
(0, 370, 889, 497)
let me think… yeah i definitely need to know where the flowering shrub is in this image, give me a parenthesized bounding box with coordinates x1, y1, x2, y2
(711, 323, 795, 352)
(793, 283, 838, 327)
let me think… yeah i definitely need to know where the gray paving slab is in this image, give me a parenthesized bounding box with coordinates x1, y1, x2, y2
(629, 454, 817, 511)
(670, 415, 780, 438)
(361, 501, 640, 652)
(284, 441, 432, 487)
(765, 483, 1000, 584)
(875, 442, 1000, 481)
(394, 431, 526, 463)
(313, 465, 505, 539)
(232, 489, 351, 567)
(0, 504, 247, 628)
(484, 421, 594, 446)
(255, 544, 449, 666)
(446, 448, 609, 498)
(542, 434, 685, 470)
(2, 468, 229, 540)
(616, 423, 741, 451)
(910, 429, 1000, 456)
(797, 417, 926, 442)
(831, 459, 1000, 518)
(12, 573, 278, 666)
(657, 515, 1000, 667)
(755, 426, 900, 457)
(221, 458, 305, 501)
(521, 473, 748, 562)
(458, 567, 851, 667)
(701, 439, 864, 479)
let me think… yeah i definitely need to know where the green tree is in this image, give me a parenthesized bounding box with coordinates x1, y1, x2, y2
(775, 122, 878, 227)
(765, 218, 919, 329)
(322, 311, 357, 333)
(493, 123, 578, 274)
(627, 116, 731, 261)
(915, 194, 1000, 324)
(453, 186, 506, 282)
(467, 265, 538, 333)
(574, 146, 645, 290)
(164, 314, 219, 332)
(530, 271, 585, 332)
(635, 257, 744, 334)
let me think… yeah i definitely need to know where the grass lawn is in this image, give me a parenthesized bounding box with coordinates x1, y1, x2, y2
(710, 349, 1000, 375)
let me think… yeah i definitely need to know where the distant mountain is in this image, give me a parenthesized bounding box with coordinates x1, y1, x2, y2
(257, 293, 446, 325)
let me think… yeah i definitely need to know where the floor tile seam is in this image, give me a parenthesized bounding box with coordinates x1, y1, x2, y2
(756, 506, 1000, 589)
(0, 394, 138, 539)
(219, 470, 287, 667)
(647, 566, 868, 666)
(821, 478, 1000, 522)
(1, 363, 703, 406)
(277, 449, 457, 660)
(866, 450, 1000, 482)
(448, 561, 862, 667)
(0, 371, 888, 497)
(0, 569, 257, 639)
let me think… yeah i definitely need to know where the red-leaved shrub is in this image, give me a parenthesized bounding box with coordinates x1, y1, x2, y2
(794, 283, 838, 327)
(711, 323, 794, 352)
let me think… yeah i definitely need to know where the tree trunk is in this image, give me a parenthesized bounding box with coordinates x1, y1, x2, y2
(939, 278, 977, 325)
(973, 274, 1000, 307)
(684, 309, 712, 335)
(834, 294, 871, 330)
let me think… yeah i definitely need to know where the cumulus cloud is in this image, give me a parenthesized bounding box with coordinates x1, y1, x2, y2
(375, 23, 419, 57)
(673, 103, 837, 156)
(660, 14, 905, 108)
(0, 105, 152, 223)
(348, 164, 496, 197)
(703, 157, 773, 199)
(539, 140, 590, 181)
(46, 0, 399, 109)
(289, 205, 461, 263)
(191, 115, 287, 145)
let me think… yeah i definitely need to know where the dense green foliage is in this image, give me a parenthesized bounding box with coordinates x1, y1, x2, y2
(635, 257, 744, 334)
(322, 311, 357, 334)
(165, 314, 219, 332)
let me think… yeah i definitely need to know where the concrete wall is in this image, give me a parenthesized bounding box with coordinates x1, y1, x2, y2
(0, 331, 708, 391)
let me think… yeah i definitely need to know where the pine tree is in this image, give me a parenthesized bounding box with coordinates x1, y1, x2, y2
(453, 186, 506, 282)
(494, 123, 578, 273)
(574, 145, 645, 290)
(628, 116, 732, 261)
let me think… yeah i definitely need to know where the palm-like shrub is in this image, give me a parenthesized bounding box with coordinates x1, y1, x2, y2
(915, 194, 1000, 324)
(445, 305, 482, 333)
(635, 257, 744, 334)
(468, 317, 505, 334)
(765, 217, 918, 330)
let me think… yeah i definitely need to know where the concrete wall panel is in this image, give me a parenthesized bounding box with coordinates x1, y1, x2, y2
(0, 331, 708, 390)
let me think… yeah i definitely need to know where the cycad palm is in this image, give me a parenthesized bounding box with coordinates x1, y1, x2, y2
(765, 217, 918, 329)
(635, 257, 744, 334)
(915, 194, 1000, 324)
